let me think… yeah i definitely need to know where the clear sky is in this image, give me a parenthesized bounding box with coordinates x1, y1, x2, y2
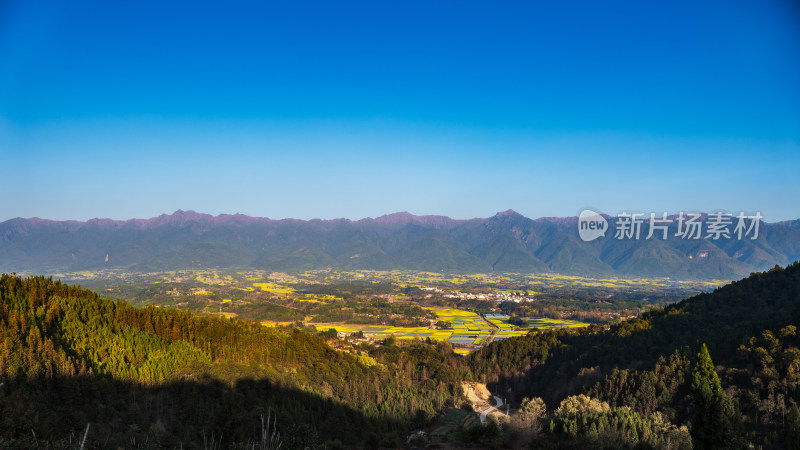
(1, 0, 799, 222)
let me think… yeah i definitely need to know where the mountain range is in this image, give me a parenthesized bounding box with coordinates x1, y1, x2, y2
(1, 209, 799, 279)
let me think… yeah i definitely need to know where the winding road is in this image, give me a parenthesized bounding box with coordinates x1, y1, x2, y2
(479, 395, 504, 424)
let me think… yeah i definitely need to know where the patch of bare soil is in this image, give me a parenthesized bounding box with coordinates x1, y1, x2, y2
(461, 381, 492, 413)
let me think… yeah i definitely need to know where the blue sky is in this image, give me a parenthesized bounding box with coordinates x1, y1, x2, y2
(1, 0, 799, 222)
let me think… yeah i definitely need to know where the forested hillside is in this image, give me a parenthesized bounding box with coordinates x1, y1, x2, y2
(3, 262, 800, 448)
(468, 261, 800, 448)
(0, 274, 469, 448)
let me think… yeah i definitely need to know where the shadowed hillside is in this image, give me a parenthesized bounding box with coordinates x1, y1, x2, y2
(468, 261, 800, 448)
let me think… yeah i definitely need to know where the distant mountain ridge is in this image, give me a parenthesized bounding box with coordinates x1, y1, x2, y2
(2, 210, 799, 279)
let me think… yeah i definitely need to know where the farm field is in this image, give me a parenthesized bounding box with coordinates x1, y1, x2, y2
(52, 267, 710, 352)
(525, 317, 589, 328)
(312, 308, 589, 352)
(434, 308, 493, 346)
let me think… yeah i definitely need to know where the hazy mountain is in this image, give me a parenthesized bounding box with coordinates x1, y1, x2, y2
(1, 210, 798, 279)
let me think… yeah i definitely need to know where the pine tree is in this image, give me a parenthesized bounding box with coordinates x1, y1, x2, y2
(691, 343, 741, 449)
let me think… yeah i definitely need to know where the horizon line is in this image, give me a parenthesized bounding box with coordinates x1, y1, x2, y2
(2, 209, 795, 225)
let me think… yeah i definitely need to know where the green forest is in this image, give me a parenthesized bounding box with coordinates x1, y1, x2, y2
(2, 261, 800, 448)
